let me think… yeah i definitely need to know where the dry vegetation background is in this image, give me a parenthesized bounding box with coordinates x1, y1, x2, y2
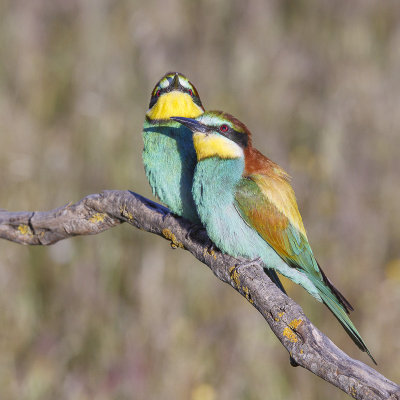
(1, 0, 400, 399)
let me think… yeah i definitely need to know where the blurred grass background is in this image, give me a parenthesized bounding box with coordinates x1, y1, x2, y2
(0, 0, 400, 399)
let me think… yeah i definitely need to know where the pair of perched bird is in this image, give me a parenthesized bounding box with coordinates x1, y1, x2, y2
(142, 72, 375, 363)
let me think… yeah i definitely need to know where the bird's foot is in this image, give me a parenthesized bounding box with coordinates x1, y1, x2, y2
(185, 223, 205, 240)
(236, 257, 263, 274)
(162, 210, 174, 222)
(202, 241, 218, 258)
(208, 242, 217, 254)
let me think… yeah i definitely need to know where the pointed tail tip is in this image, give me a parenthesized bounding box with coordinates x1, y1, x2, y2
(366, 349, 377, 366)
(318, 290, 377, 366)
(353, 332, 376, 365)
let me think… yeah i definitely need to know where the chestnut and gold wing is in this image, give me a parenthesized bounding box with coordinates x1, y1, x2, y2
(235, 172, 355, 311)
(234, 173, 323, 278)
(234, 171, 376, 360)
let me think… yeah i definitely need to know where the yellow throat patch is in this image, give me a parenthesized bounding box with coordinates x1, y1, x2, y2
(147, 91, 204, 120)
(193, 133, 243, 161)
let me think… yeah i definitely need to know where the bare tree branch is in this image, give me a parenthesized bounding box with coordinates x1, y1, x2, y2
(0, 190, 399, 399)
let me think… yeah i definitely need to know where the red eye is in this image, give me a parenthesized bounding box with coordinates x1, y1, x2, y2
(220, 124, 229, 133)
(188, 89, 193, 96)
(156, 90, 161, 97)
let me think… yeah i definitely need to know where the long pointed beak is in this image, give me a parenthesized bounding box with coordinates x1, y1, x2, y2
(171, 73, 180, 89)
(170, 117, 209, 133)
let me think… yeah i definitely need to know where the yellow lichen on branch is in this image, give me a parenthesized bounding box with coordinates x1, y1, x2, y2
(162, 228, 184, 249)
(229, 267, 253, 303)
(275, 311, 285, 322)
(89, 213, 106, 223)
(283, 319, 303, 343)
(120, 205, 134, 221)
(242, 286, 254, 304)
(283, 327, 298, 342)
(289, 319, 303, 330)
(18, 224, 32, 236)
(229, 266, 241, 288)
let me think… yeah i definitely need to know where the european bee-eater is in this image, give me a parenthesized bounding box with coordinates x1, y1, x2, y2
(171, 111, 375, 364)
(143, 73, 285, 293)
(142, 72, 205, 223)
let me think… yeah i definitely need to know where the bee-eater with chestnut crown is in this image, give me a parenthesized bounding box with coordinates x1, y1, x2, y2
(171, 111, 375, 364)
(143, 72, 204, 223)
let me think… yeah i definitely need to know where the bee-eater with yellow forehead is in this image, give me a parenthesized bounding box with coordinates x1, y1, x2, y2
(171, 111, 376, 364)
(143, 73, 285, 293)
(143, 72, 204, 223)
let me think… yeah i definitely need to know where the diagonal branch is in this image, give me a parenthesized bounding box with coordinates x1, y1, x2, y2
(0, 190, 399, 399)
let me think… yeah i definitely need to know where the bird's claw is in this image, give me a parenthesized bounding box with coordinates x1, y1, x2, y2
(185, 223, 205, 240)
(236, 257, 263, 274)
(162, 211, 173, 222)
(206, 241, 217, 255)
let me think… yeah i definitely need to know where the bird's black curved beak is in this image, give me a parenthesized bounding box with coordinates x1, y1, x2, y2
(171, 73, 180, 89)
(170, 117, 208, 133)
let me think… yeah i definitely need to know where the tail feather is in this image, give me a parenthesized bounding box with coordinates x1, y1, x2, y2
(317, 261, 354, 313)
(265, 268, 287, 295)
(310, 276, 376, 365)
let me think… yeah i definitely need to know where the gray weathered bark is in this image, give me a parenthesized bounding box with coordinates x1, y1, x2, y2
(0, 190, 399, 399)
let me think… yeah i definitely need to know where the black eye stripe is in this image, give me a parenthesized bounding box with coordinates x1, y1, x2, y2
(214, 125, 248, 148)
(232, 130, 249, 148)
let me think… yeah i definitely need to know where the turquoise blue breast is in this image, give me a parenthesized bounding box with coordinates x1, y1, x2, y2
(142, 120, 200, 223)
(193, 158, 273, 259)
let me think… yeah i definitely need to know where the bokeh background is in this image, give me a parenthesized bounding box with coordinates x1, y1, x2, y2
(1, 1, 400, 399)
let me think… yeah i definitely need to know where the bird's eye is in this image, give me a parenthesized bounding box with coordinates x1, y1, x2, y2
(188, 89, 193, 96)
(156, 90, 161, 97)
(219, 124, 229, 133)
